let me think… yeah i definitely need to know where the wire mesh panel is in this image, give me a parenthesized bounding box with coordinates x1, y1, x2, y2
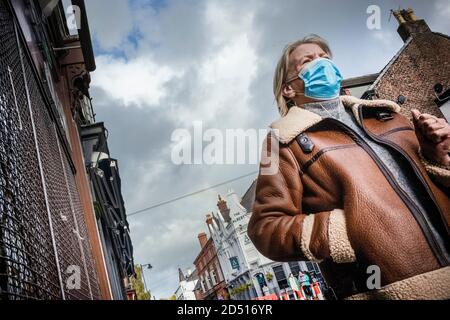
(0, 0, 61, 300)
(0, 0, 101, 300)
(58, 138, 95, 300)
(66, 168, 101, 299)
(31, 90, 91, 300)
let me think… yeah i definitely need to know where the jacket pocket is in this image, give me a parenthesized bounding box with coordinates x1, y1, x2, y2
(328, 209, 356, 263)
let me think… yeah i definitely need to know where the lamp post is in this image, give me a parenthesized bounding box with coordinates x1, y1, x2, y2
(139, 263, 153, 299)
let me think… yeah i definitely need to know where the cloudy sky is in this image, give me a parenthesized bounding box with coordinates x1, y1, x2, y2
(82, 0, 450, 299)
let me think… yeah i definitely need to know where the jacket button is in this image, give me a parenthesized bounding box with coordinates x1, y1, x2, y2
(297, 133, 315, 154)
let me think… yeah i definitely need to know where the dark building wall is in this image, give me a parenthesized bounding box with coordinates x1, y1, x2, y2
(81, 122, 135, 300)
(0, 0, 112, 299)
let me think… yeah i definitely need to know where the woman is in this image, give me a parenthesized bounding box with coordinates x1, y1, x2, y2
(248, 35, 450, 300)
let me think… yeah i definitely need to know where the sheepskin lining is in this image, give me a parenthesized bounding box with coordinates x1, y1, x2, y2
(300, 214, 323, 263)
(418, 150, 450, 188)
(328, 209, 356, 263)
(271, 95, 401, 144)
(346, 266, 450, 300)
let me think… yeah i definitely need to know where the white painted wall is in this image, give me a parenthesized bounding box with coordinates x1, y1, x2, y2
(175, 279, 198, 300)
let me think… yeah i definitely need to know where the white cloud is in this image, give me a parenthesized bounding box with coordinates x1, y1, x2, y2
(172, 33, 258, 125)
(91, 0, 259, 130)
(92, 55, 177, 107)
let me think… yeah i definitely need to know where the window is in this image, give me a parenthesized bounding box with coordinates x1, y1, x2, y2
(200, 276, 206, 292)
(304, 261, 321, 274)
(215, 261, 223, 282)
(203, 272, 210, 292)
(211, 268, 218, 285)
(207, 275, 213, 289)
(288, 262, 301, 278)
(305, 261, 315, 272)
(439, 100, 450, 122)
(272, 265, 288, 289)
(43, 62, 70, 140)
(255, 273, 267, 289)
(312, 263, 321, 274)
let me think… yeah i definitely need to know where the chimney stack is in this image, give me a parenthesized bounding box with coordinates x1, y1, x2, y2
(206, 214, 213, 225)
(198, 232, 208, 249)
(178, 268, 186, 282)
(392, 8, 431, 43)
(217, 195, 231, 223)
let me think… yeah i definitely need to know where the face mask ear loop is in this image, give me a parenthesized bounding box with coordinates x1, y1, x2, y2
(285, 91, 305, 108)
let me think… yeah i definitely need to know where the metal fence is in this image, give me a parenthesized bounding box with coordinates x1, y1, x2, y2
(0, 0, 100, 300)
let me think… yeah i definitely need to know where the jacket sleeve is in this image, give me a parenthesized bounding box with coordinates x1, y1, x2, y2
(247, 139, 332, 263)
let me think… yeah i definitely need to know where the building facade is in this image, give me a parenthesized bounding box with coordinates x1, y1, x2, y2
(193, 233, 228, 300)
(371, 9, 450, 121)
(175, 268, 198, 300)
(342, 8, 450, 122)
(207, 183, 325, 300)
(80, 123, 135, 300)
(0, 0, 133, 299)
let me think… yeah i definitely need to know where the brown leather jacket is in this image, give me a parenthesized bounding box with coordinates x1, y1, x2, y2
(248, 96, 450, 300)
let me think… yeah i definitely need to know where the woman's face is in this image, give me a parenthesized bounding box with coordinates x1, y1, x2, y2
(283, 43, 331, 99)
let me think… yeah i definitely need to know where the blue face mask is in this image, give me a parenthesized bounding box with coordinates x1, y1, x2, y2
(298, 58, 343, 100)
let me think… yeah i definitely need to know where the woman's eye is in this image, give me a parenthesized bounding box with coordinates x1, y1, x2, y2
(300, 59, 311, 67)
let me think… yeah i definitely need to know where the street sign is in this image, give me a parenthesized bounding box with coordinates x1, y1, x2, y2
(229, 256, 240, 270)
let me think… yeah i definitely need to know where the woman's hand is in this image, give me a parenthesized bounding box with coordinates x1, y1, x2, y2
(412, 109, 450, 166)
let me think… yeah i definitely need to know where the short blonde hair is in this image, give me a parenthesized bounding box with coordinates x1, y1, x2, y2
(273, 34, 332, 116)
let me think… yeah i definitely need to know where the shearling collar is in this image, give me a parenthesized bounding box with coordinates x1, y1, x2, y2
(270, 95, 401, 144)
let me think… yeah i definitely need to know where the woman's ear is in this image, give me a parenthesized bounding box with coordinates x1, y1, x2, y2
(282, 83, 296, 99)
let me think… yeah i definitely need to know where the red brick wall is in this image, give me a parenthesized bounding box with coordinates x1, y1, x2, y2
(193, 238, 228, 300)
(374, 33, 450, 119)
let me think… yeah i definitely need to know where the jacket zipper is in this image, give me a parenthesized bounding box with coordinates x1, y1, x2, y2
(322, 118, 449, 266)
(358, 111, 450, 237)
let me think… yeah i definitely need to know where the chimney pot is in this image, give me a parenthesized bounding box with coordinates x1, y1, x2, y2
(392, 10, 406, 24)
(405, 8, 418, 22)
(217, 195, 231, 223)
(394, 7, 431, 42)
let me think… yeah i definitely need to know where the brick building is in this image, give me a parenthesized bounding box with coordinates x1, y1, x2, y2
(193, 233, 228, 300)
(342, 8, 450, 121)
